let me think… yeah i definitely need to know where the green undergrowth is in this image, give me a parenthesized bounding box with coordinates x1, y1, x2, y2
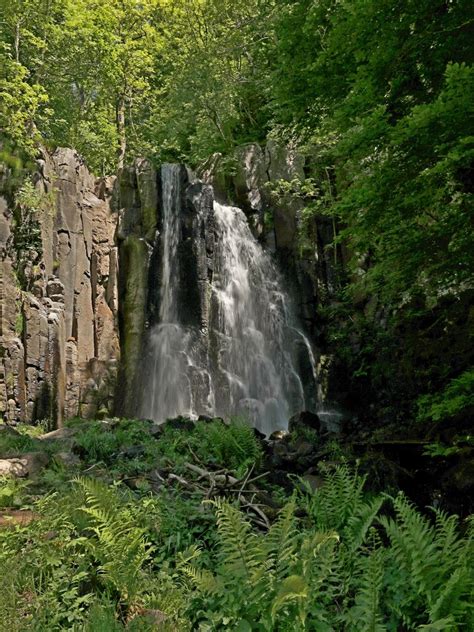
(0, 419, 472, 630)
(68, 416, 262, 479)
(0, 430, 36, 456)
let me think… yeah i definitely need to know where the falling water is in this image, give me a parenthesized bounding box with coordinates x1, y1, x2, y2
(144, 165, 193, 421)
(141, 165, 317, 435)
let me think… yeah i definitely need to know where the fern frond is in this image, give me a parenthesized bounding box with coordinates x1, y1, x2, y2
(73, 476, 120, 524)
(301, 530, 340, 587)
(211, 498, 261, 577)
(345, 496, 384, 555)
(379, 493, 438, 597)
(346, 542, 387, 632)
(179, 564, 221, 594)
(307, 463, 368, 532)
(428, 567, 466, 623)
(432, 509, 464, 568)
(270, 574, 308, 625)
(265, 497, 299, 582)
(417, 616, 457, 630)
(72, 476, 154, 601)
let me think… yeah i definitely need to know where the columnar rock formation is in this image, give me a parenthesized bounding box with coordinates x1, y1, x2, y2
(1, 142, 334, 426)
(115, 151, 326, 423)
(0, 149, 119, 425)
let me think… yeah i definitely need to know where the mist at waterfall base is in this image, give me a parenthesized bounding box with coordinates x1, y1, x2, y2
(141, 165, 318, 436)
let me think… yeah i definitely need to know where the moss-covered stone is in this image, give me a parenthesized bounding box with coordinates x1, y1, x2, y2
(135, 158, 158, 242)
(116, 235, 149, 416)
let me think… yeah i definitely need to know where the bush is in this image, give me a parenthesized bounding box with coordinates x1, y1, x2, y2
(0, 477, 188, 630)
(417, 368, 474, 424)
(0, 421, 471, 631)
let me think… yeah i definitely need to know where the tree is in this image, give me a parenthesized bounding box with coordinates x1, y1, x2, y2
(269, 0, 474, 303)
(0, 0, 59, 156)
(150, 0, 273, 163)
(45, 0, 165, 172)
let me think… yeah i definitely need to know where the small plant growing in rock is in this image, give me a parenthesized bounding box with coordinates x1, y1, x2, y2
(13, 180, 44, 290)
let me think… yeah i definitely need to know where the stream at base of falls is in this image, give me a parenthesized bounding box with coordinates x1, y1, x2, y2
(141, 164, 318, 436)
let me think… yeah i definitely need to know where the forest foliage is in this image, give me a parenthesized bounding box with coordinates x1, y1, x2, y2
(1, 0, 472, 297)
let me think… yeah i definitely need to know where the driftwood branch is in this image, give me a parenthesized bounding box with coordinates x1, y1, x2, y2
(155, 459, 273, 529)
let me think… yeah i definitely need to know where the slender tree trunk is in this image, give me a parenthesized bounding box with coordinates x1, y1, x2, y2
(14, 21, 21, 62)
(116, 95, 127, 172)
(324, 167, 338, 266)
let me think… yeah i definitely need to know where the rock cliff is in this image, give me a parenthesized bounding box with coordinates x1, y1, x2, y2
(2, 143, 332, 426)
(0, 148, 119, 425)
(199, 142, 340, 336)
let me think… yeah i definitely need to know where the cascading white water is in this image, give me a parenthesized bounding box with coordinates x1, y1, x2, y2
(143, 165, 194, 421)
(141, 164, 317, 435)
(210, 202, 306, 432)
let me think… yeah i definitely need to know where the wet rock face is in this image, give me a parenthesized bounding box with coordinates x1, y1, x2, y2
(1, 148, 119, 426)
(136, 165, 318, 434)
(115, 159, 160, 416)
(200, 142, 338, 352)
(203, 142, 306, 246)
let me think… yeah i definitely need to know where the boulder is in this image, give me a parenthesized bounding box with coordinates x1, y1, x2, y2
(119, 445, 146, 459)
(54, 452, 81, 468)
(0, 452, 49, 478)
(288, 411, 322, 435)
(197, 414, 214, 423)
(0, 458, 28, 477)
(292, 437, 315, 457)
(22, 451, 50, 476)
(163, 417, 195, 432)
(148, 423, 163, 438)
(269, 430, 288, 441)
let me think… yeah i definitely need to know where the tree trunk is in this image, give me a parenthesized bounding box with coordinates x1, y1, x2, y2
(116, 96, 127, 172)
(14, 21, 20, 62)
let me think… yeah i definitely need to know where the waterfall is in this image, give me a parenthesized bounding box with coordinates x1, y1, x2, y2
(141, 164, 317, 435)
(144, 165, 195, 421)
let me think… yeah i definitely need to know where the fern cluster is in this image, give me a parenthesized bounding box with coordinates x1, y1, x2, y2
(0, 477, 187, 631)
(0, 422, 472, 631)
(194, 418, 263, 474)
(181, 465, 473, 631)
